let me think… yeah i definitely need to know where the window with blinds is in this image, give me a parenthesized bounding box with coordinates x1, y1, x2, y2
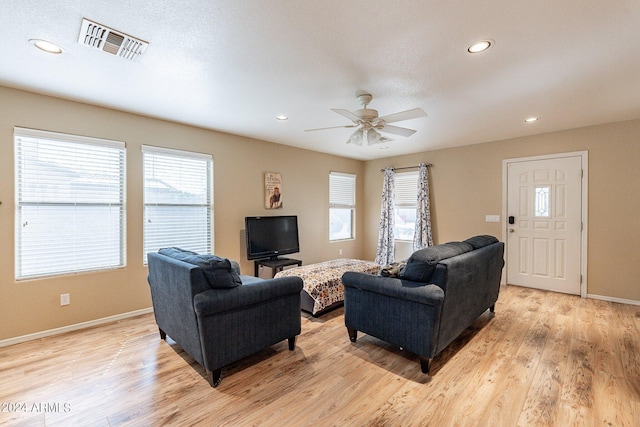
(329, 172, 356, 241)
(14, 127, 126, 279)
(394, 171, 419, 241)
(142, 146, 213, 264)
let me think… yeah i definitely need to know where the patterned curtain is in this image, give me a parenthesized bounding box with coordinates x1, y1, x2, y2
(413, 163, 433, 251)
(375, 167, 395, 265)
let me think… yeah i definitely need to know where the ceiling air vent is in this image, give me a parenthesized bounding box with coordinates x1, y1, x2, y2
(78, 18, 148, 61)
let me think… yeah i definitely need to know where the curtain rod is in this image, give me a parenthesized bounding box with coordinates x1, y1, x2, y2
(380, 163, 433, 172)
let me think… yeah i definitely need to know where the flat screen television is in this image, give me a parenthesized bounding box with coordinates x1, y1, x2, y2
(245, 215, 300, 260)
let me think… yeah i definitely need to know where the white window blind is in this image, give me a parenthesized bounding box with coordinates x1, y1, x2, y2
(329, 172, 356, 241)
(329, 172, 356, 208)
(394, 171, 419, 207)
(14, 127, 126, 279)
(143, 146, 213, 263)
(394, 171, 419, 241)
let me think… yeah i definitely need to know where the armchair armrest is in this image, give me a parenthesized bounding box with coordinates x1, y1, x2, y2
(342, 272, 444, 307)
(193, 276, 303, 317)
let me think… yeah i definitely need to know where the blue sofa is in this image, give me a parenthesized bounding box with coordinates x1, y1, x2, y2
(147, 248, 303, 387)
(342, 235, 504, 375)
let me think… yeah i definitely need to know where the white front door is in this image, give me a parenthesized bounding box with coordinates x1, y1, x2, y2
(505, 154, 584, 295)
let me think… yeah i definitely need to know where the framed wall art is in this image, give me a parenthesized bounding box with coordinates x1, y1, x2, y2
(264, 172, 282, 209)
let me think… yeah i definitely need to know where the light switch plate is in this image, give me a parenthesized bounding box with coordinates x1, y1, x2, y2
(485, 215, 501, 223)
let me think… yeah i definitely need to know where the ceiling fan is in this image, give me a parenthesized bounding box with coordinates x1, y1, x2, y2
(305, 93, 427, 146)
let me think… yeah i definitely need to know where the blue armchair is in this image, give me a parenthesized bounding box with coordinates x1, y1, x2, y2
(147, 248, 303, 387)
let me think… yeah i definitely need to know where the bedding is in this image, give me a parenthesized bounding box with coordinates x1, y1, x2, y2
(275, 258, 380, 315)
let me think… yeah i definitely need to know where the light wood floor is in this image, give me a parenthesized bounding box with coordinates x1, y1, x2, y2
(1, 284, 639, 426)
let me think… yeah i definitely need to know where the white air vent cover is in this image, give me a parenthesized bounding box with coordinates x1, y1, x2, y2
(78, 18, 148, 61)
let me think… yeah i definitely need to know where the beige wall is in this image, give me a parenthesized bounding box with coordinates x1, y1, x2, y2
(2, 85, 638, 341)
(363, 119, 640, 302)
(0, 87, 364, 341)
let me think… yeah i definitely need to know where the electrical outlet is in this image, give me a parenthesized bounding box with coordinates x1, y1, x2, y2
(339, 249, 343, 255)
(60, 293, 70, 306)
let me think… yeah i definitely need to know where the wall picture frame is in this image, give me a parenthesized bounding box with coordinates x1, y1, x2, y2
(265, 172, 282, 209)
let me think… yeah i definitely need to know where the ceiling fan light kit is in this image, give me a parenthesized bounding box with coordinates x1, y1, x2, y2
(348, 128, 391, 146)
(306, 93, 427, 147)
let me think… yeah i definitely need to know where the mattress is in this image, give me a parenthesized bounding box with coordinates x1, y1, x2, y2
(275, 258, 381, 315)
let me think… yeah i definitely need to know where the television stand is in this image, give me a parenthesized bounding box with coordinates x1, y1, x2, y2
(254, 257, 302, 278)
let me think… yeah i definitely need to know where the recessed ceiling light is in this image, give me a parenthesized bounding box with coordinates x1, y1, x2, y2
(276, 115, 288, 121)
(29, 39, 64, 54)
(467, 40, 493, 54)
(524, 117, 539, 123)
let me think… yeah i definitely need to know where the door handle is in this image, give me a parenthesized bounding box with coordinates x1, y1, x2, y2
(509, 228, 515, 233)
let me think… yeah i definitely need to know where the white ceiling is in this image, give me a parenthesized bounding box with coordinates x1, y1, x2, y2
(3, 1, 640, 160)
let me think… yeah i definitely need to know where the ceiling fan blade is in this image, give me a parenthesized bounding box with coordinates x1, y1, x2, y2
(379, 124, 417, 137)
(331, 108, 361, 122)
(304, 124, 358, 132)
(378, 107, 427, 124)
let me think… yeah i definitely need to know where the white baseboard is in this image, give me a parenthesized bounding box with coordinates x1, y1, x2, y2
(0, 307, 154, 348)
(587, 293, 640, 306)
